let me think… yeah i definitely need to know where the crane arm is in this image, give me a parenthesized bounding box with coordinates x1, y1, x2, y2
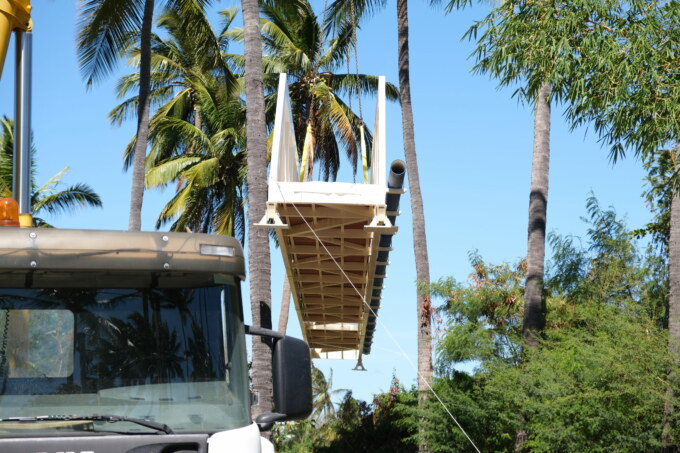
(0, 0, 31, 78)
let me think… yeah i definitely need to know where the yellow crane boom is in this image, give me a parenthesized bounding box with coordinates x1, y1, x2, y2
(0, 0, 31, 78)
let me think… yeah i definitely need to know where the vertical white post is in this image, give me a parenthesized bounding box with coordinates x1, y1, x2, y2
(371, 76, 386, 186)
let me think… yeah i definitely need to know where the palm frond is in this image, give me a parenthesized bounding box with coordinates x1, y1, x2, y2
(325, 0, 387, 36)
(77, 0, 143, 87)
(145, 155, 202, 189)
(33, 183, 103, 216)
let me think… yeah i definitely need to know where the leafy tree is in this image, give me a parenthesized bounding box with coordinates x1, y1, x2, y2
(397, 373, 516, 453)
(431, 252, 525, 370)
(457, 0, 598, 346)
(273, 419, 318, 453)
(317, 386, 416, 453)
(425, 198, 672, 452)
(0, 117, 102, 227)
(483, 305, 668, 453)
(553, 2, 680, 444)
(274, 370, 416, 453)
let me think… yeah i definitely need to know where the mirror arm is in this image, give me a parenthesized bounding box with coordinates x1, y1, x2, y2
(245, 324, 284, 340)
(255, 412, 287, 432)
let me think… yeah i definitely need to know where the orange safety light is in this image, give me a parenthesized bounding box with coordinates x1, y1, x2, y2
(0, 197, 20, 226)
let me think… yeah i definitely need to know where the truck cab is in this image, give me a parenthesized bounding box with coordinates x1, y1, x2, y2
(0, 228, 312, 452)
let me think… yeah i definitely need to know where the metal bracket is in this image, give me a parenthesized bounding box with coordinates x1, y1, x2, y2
(353, 357, 367, 371)
(365, 205, 397, 234)
(256, 202, 289, 229)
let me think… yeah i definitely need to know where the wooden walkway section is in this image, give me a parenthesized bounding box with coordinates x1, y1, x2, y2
(259, 74, 403, 361)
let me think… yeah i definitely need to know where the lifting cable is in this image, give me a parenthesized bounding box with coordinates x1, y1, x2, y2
(273, 181, 481, 453)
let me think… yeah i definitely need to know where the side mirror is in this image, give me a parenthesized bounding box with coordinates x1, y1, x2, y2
(272, 335, 313, 420)
(255, 335, 312, 431)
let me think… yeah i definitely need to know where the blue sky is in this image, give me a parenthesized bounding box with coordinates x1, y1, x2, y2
(0, 1, 652, 404)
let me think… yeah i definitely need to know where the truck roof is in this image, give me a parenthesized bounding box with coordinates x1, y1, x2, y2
(0, 228, 246, 288)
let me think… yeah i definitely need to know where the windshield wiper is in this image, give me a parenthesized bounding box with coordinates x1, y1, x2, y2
(0, 414, 174, 434)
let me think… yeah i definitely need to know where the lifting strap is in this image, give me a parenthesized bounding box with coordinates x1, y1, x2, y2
(349, 0, 368, 184)
(299, 123, 314, 181)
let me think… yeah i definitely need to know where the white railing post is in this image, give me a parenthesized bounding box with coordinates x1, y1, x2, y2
(370, 76, 386, 187)
(269, 73, 299, 194)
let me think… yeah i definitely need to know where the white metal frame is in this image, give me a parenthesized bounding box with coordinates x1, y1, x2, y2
(260, 74, 395, 361)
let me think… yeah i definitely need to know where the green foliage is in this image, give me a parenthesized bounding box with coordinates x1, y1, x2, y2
(421, 197, 672, 452)
(500, 307, 668, 453)
(547, 195, 668, 329)
(463, 0, 604, 103)
(564, 1, 680, 162)
(633, 150, 674, 254)
(273, 373, 416, 453)
(431, 252, 525, 369)
(316, 387, 416, 453)
(397, 374, 517, 453)
(272, 419, 318, 453)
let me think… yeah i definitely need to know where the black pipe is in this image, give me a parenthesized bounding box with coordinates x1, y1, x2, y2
(363, 160, 405, 355)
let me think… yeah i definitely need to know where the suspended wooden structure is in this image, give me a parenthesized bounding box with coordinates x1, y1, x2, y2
(259, 74, 404, 363)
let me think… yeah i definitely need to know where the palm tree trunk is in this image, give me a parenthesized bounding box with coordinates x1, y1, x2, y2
(522, 82, 551, 348)
(241, 0, 273, 420)
(397, 1, 432, 451)
(278, 276, 292, 334)
(663, 143, 680, 450)
(128, 0, 155, 231)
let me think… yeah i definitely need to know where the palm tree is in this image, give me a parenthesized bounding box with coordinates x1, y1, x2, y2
(228, 0, 398, 181)
(395, 2, 432, 452)
(241, 0, 274, 421)
(0, 117, 102, 227)
(311, 366, 346, 422)
(111, 6, 245, 238)
(277, 277, 292, 333)
(523, 82, 550, 347)
(325, 2, 431, 450)
(143, 84, 247, 238)
(77, 0, 155, 231)
(76, 0, 211, 231)
(666, 145, 680, 448)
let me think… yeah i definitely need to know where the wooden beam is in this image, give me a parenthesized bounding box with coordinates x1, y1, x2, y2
(298, 287, 366, 296)
(278, 205, 374, 219)
(295, 274, 366, 284)
(285, 245, 369, 256)
(302, 314, 362, 322)
(292, 261, 368, 271)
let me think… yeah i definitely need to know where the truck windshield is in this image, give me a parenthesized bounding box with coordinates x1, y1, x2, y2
(0, 283, 250, 435)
